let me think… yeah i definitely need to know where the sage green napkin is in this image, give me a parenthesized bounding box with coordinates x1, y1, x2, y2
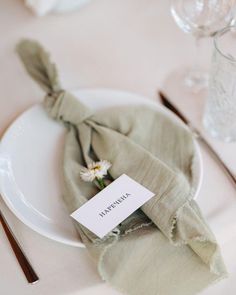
(17, 40, 227, 295)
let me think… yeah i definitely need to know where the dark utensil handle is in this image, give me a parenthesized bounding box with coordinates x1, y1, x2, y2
(0, 210, 39, 284)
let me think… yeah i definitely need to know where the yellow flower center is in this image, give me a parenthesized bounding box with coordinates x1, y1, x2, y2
(92, 165, 101, 171)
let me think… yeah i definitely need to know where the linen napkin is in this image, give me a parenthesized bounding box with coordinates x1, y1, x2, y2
(16, 39, 227, 295)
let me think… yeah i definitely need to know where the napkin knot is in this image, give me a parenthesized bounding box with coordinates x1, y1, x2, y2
(44, 90, 92, 125)
(16, 39, 92, 125)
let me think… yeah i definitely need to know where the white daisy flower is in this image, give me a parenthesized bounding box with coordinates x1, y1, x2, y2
(80, 167, 96, 182)
(80, 160, 112, 183)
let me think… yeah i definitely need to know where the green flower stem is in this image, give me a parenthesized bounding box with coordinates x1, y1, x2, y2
(95, 177, 106, 190)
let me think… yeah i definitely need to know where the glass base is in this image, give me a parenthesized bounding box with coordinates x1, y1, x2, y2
(184, 68, 208, 93)
(203, 117, 236, 143)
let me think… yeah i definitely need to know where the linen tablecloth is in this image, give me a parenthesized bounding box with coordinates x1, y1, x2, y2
(1, 1, 236, 294)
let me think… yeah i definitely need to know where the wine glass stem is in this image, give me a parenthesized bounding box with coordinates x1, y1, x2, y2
(184, 36, 208, 93)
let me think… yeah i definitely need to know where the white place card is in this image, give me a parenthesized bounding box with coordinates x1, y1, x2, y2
(71, 174, 155, 239)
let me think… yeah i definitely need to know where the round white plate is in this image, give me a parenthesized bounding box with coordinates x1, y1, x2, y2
(0, 89, 202, 247)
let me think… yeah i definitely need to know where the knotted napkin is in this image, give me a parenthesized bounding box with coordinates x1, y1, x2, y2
(17, 40, 227, 295)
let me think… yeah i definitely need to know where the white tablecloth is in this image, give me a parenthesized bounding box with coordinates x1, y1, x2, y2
(1, 1, 236, 294)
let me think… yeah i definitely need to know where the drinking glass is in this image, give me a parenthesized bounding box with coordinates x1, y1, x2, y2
(171, 0, 235, 93)
(203, 26, 236, 142)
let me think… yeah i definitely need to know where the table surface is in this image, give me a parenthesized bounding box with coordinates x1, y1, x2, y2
(1, 1, 236, 294)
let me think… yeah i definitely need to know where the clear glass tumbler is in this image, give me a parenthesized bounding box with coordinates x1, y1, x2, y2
(203, 26, 236, 142)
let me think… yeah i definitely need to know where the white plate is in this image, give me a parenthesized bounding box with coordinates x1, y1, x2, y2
(0, 89, 202, 247)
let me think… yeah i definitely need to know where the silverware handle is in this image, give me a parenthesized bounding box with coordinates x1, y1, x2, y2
(198, 135, 236, 187)
(0, 210, 39, 284)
